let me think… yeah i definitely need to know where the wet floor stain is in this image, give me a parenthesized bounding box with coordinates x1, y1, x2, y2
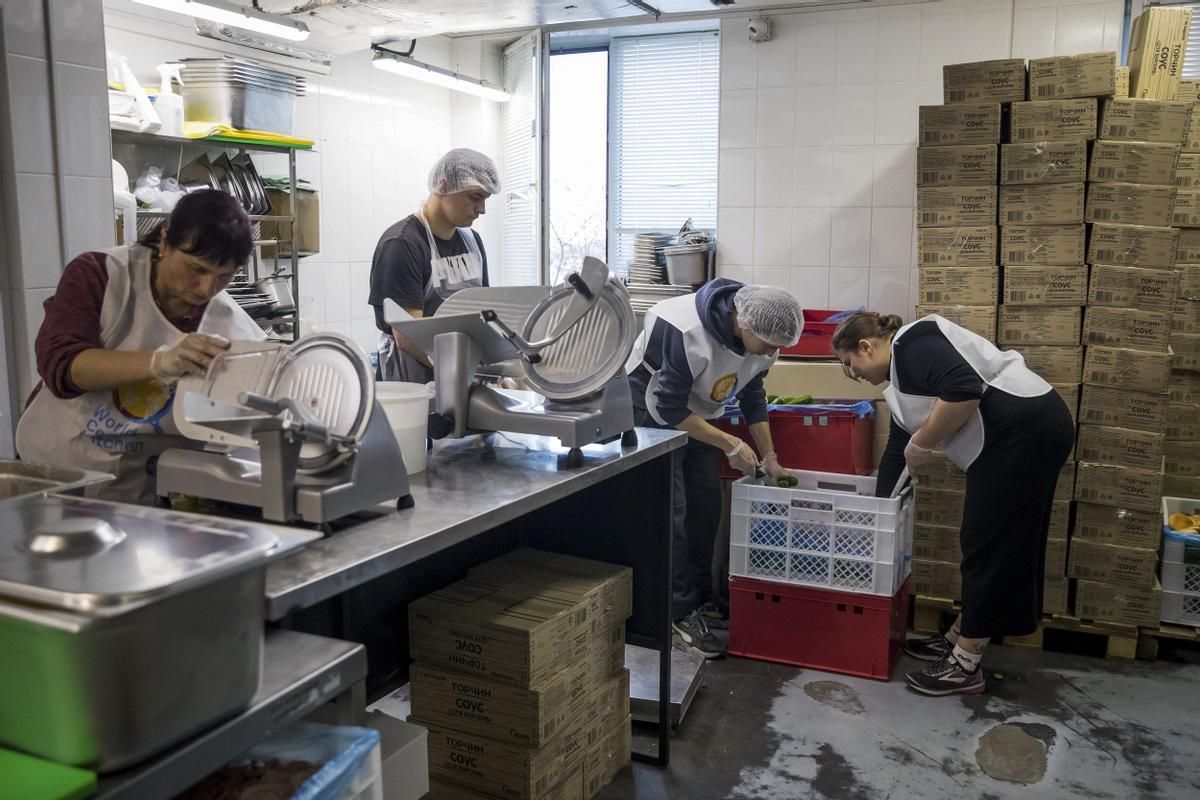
(811, 743, 874, 800)
(975, 722, 1056, 785)
(803, 681, 866, 715)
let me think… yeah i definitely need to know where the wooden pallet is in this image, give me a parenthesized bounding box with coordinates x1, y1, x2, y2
(1133, 622, 1200, 659)
(912, 595, 1143, 660)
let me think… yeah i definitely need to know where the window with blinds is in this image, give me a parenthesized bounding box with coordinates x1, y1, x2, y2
(1183, 4, 1200, 78)
(501, 33, 540, 286)
(608, 31, 720, 278)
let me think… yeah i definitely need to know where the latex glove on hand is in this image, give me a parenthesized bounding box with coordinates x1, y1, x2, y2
(724, 439, 759, 476)
(151, 333, 230, 382)
(762, 452, 798, 488)
(903, 438, 935, 472)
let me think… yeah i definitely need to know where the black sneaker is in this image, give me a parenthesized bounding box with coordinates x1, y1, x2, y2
(904, 633, 953, 662)
(905, 653, 986, 697)
(697, 600, 729, 631)
(672, 610, 726, 659)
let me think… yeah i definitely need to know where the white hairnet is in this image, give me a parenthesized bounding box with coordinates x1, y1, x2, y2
(734, 285, 804, 348)
(428, 148, 500, 195)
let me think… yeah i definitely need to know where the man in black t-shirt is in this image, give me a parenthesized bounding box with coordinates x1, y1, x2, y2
(369, 148, 500, 382)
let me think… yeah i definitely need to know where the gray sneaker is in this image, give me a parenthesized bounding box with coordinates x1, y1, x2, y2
(673, 609, 726, 659)
(697, 600, 729, 630)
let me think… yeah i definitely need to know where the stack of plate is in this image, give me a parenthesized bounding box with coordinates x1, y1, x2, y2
(628, 233, 671, 284)
(625, 282, 695, 317)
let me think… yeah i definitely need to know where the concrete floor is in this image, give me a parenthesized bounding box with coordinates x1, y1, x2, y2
(598, 640, 1200, 800)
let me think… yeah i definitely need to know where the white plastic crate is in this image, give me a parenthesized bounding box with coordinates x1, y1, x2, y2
(1160, 497, 1200, 627)
(730, 469, 913, 596)
(1161, 589, 1200, 627)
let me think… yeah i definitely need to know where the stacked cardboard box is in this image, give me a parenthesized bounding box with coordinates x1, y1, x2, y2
(412, 549, 632, 800)
(1127, 7, 1192, 101)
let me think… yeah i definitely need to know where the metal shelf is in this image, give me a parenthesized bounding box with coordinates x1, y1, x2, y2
(94, 630, 366, 800)
(111, 128, 313, 154)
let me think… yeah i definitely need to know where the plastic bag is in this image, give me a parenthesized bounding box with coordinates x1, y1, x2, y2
(235, 721, 382, 800)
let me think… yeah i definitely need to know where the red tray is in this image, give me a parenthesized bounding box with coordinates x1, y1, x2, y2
(781, 309, 843, 358)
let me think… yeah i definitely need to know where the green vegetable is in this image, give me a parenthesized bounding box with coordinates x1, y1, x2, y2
(776, 475, 799, 488)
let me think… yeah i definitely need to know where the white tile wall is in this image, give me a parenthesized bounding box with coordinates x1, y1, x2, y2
(718, 0, 1121, 317)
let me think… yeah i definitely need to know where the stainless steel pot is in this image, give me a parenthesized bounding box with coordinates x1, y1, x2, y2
(255, 273, 295, 313)
(0, 496, 317, 771)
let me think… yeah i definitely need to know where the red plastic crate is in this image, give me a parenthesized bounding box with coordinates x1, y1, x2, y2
(728, 575, 909, 681)
(715, 403, 874, 480)
(781, 309, 842, 357)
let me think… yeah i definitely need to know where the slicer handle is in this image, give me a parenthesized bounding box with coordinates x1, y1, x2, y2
(239, 391, 330, 439)
(481, 310, 542, 364)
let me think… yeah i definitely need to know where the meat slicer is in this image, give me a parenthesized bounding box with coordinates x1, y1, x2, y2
(156, 332, 413, 523)
(386, 256, 638, 467)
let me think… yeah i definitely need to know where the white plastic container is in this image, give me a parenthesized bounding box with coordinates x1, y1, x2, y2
(375, 383, 431, 475)
(730, 470, 913, 596)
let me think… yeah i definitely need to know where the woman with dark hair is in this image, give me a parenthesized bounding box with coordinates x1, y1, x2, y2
(832, 312, 1073, 697)
(16, 189, 264, 504)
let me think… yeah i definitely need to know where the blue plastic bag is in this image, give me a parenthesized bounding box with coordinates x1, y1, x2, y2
(235, 721, 381, 800)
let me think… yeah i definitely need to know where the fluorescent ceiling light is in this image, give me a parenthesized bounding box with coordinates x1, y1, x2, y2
(372, 50, 510, 103)
(133, 0, 310, 42)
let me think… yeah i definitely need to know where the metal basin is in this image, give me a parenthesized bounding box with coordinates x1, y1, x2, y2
(0, 460, 111, 503)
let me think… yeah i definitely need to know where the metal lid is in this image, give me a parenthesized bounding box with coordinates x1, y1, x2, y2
(0, 496, 285, 613)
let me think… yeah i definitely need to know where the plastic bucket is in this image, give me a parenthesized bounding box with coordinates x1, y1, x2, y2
(376, 382, 431, 475)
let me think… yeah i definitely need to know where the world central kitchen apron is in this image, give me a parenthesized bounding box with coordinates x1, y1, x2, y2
(625, 293, 777, 425)
(15, 244, 263, 505)
(378, 211, 484, 383)
(883, 314, 1052, 470)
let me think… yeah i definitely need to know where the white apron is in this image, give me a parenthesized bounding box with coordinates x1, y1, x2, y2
(625, 293, 776, 425)
(378, 210, 484, 383)
(15, 245, 264, 505)
(884, 314, 1052, 471)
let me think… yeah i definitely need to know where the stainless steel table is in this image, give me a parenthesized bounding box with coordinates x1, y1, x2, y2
(95, 630, 367, 800)
(269, 427, 686, 766)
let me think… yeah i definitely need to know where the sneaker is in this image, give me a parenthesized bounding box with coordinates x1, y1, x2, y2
(905, 653, 986, 697)
(904, 633, 953, 662)
(672, 610, 726, 659)
(697, 600, 729, 631)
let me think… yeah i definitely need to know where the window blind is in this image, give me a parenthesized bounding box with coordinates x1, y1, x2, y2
(501, 33, 539, 285)
(607, 31, 719, 278)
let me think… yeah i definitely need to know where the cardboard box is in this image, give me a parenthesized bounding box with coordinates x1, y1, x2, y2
(1180, 79, 1200, 103)
(1165, 440, 1198, 477)
(912, 559, 962, 600)
(1076, 424, 1166, 472)
(1074, 462, 1164, 512)
(919, 103, 1003, 145)
(914, 304, 996, 340)
(1099, 98, 1190, 143)
(1029, 52, 1117, 100)
(584, 622, 626, 686)
(1002, 264, 1087, 305)
(1048, 500, 1071, 539)
(1069, 541, 1158, 589)
(1172, 188, 1200, 227)
(262, 187, 319, 257)
(999, 182, 1085, 225)
(1175, 152, 1200, 188)
(581, 670, 630, 752)
(1172, 332, 1200, 371)
(1180, 264, 1200, 298)
(1044, 576, 1070, 616)
(916, 226, 997, 267)
(1052, 383, 1080, 423)
(1072, 502, 1161, 549)
(1164, 474, 1200, 497)
(1088, 223, 1179, 268)
(409, 580, 586, 688)
(943, 59, 1027, 104)
(997, 305, 1081, 346)
(911, 455, 966, 492)
(1018, 345, 1083, 383)
(917, 186, 998, 227)
(582, 718, 630, 798)
(1010, 98, 1098, 142)
(1128, 7, 1192, 100)
(429, 775, 583, 800)
(917, 265, 998, 305)
(913, 524, 961, 563)
(1055, 460, 1076, 503)
(367, 711, 431, 800)
(1089, 141, 1181, 185)
(1169, 371, 1200, 404)
(1088, 264, 1180, 313)
(1116, 65, 1131, 99)
(409, 660, 588, 748)
(1185, 105, 1200, 151)
(1172, 297, 1200, 333)
(1177, 231, 1200, 264)
(1083, 345, 1174, 393)
(1079, 385, 1170, 433)
(1037, 537, 1066, 579)
(914, 488, 965, 529)
(1167, 403, 1200, 442)
(1000, 224, 1085, 266)
(1086, 182, 1176, 228)
(420, 716, 586, 800)
(1083, 306, 1173, 352)
(917, 144, 999, 186)
(1074, 579, 1162, 627)
(1001, 140, 1088, 185)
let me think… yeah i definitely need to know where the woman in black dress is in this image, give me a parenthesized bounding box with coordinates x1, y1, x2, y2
(832, 312, 1074, 696)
